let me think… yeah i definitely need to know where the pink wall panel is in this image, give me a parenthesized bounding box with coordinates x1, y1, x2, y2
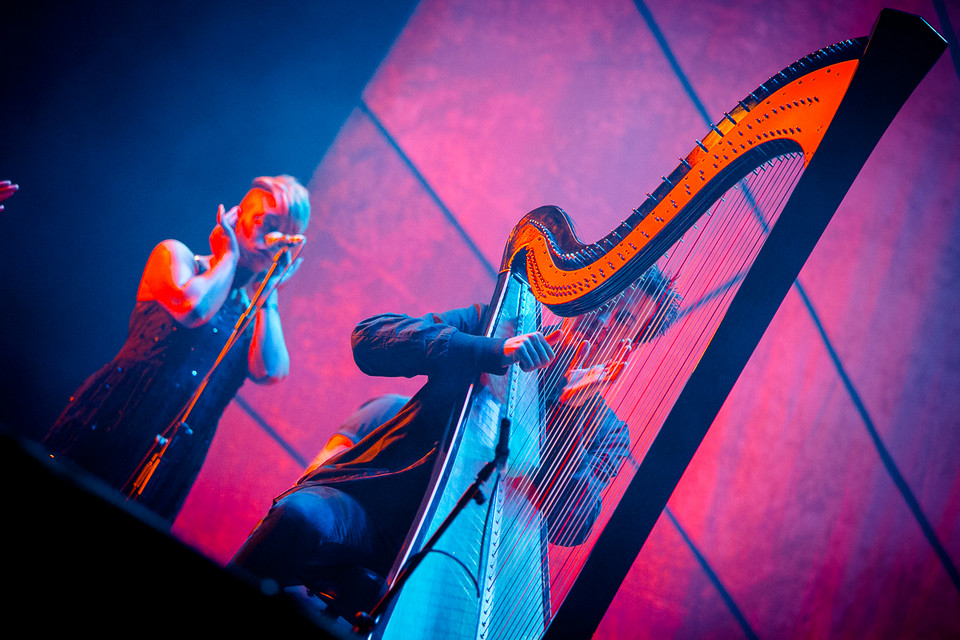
(165, 0, 960, 636)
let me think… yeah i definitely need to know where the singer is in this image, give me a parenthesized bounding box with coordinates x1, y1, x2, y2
(44, 175, 310, 526)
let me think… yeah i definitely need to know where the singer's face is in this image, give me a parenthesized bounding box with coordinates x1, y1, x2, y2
(236, 187, 297, 270)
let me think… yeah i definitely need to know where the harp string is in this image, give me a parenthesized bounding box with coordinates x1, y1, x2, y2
(613, 156, 803, 479)
(482, 153, 806, 635)
(546, 155, 806, 601)
(488, 278, 686, 635)
(480, 158, 804, 638)
(497, 236, 725, 585)
(487, 279, 689, 616)
(536, 156, 808, 632)
(539, 171, 762, 509)
(479, 276, 684, 634)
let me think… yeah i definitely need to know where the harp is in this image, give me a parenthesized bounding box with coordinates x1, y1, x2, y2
(359, 9, 945, 640)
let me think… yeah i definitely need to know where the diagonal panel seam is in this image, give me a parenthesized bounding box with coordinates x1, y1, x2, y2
(665, 506, 760, 639)
(358, 99, 498, 280)
(791, 282, 960, 590)
(932, 0, 960, 82)
(233, 394, 309, 468)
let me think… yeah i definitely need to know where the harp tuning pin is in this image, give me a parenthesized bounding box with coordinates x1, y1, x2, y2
(695, 140, 709, 152)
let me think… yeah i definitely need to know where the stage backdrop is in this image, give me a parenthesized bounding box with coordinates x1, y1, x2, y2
(3, 1, 958, 638)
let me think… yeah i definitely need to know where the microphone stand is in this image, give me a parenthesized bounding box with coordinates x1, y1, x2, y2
(123, 243, 300, 500)
(353, 418, 512, 635)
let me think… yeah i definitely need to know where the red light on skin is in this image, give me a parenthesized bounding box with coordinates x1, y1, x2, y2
(0, 180, 18, 211)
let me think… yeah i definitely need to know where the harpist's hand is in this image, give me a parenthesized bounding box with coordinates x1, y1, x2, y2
(503, 331, 555, 371)
(557, 339, 633, 406)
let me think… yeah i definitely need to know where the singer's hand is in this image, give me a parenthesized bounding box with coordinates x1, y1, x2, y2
(0, 181, 18, 212)
(249, 251, 304, 302)
(209, 204, 240, 263)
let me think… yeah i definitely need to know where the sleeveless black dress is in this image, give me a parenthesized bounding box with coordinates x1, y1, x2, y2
(45, 286, 253, 525)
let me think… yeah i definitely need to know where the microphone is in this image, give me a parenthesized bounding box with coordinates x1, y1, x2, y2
(265, 231, 306, 247)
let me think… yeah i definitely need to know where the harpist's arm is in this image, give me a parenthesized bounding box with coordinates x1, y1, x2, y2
(351, 304, 507, 378)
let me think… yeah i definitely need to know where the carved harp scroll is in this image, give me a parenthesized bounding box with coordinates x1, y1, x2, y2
(367, 9, 945, 640)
